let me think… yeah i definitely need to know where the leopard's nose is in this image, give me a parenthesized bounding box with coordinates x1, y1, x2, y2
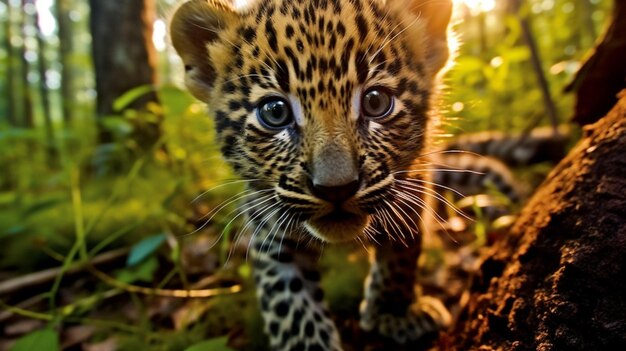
(310, 179, 360, 204)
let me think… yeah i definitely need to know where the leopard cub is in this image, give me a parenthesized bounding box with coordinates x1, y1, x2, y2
(171, 0, 453, 349)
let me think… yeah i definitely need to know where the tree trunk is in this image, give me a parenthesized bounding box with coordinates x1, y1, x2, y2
(565, 0, 626, 126)
(2, 0, 17, 126)
(89, 0, 161, 148)
(55, 0, 75, 124)
(513, 0, 559, 132)
(19, 0, 34, 128)
(33, 0, 58, 167)
(440, 92, 626, 350)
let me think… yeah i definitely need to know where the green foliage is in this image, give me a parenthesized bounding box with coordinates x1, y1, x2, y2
(126, 233, 167, 267)
(443, 0, 609, 135)
(113, 85, 158, 112)
(116, 256, 160, 283)
(9, 328, 60, 351)
(184, 337, 236, 351)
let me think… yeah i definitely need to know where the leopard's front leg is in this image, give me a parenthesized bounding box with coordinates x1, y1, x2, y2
(251, 233, 342, 351)
(359, 236, 451, 344)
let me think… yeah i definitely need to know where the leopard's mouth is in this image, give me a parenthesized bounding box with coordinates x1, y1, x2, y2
(304, 208, 370, 243)
(318, 209, 361, 222)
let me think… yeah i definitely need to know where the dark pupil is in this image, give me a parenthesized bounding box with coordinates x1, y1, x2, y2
(264, 101, 287, 124)
(365, 90, 389, 116)
(367, 92, 382, 110)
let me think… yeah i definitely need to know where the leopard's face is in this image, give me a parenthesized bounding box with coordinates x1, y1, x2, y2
(171, 0, 452, 243)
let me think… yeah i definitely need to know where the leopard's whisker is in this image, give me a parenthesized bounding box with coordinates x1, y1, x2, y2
(397, 177, 465, 198)
(220, 193, 276, 244)
(236, 198, 281, 261)
(278, 212, 299, 258)
(387, 189, 425, 237)
(414, 148, 481, 159)
(182, 188, 271, 238)
(394, 185, 453, 225)
(246, 204, 283, 262)
(220, 194, 278, 263)
(393, 168, 484, 175)
(197, 188, 259, 222)
(391, 187, 453, 240)
(378, 204, 408, 246)
(261, 207, 291, 257)
(192, 179, 263, 203)
(396, 182, 472, 221)
(383, 198, 412, 240)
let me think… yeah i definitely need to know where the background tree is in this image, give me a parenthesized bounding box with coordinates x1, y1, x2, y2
(2, 0, 16, 126)
(18, 0, 34, 128)
(32, 0, 58, 167)
(55, 0, 75, 124)
(565, 0, 626, 126)
(89, 0, 161, 149)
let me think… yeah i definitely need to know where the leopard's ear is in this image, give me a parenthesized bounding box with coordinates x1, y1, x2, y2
(170, 0, 239, 101)
(391, 0, 453, 74)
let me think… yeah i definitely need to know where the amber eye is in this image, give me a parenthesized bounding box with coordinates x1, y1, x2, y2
(362, 88, 394, 120)
(257, 98, 293, 129)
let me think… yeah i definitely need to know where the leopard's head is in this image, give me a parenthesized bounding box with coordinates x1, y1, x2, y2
(171, 0, 452, 243)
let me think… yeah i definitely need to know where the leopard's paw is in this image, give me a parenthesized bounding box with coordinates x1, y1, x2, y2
(359, 296, 452, 344)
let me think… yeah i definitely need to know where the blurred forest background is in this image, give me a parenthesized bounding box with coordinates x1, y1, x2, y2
(0, 0, 615, 350)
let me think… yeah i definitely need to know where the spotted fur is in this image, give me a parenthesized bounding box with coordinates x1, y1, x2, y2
(171, 0, 454, 349)
(444, 125, 572, 167)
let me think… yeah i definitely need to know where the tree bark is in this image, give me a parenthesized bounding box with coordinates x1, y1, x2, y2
(55, 0, 75, 124)
(32, 0, 58, 167)
(19, 0, 34, 128)
(2, 0, 17, 126)
(565, 0, 626, 126)
(89, 0, 161, 148)
(440, 92, 626, 350)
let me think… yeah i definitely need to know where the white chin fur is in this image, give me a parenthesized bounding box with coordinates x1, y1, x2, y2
(304, 216, 370, 244)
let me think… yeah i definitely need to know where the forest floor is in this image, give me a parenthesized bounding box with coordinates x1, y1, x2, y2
(0, 200, 496, 351)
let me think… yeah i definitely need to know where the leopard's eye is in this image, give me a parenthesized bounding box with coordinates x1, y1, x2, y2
(257, 98, 293, 129)
(362, 88, 394, 120)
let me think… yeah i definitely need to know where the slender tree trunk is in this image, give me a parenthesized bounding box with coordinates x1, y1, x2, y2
(513, 0, 559, 133)
(55, 0, 74, 124)
(2, 0, 17, 125)
(89, 0, 161, 149)
(19, 0, 34, 128)
(32, 0, 58, 167)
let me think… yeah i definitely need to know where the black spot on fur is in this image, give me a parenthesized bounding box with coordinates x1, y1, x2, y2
(355, 14, 368, 41)
(241, 26, 256, 43)
(275, 301, 290, 317)
(289, 277, 303, 292)
(276, 58, 291, 92)
(305, 321, 315, 337)
(265, 19, 278, 52)
(313, 287, 324, 302)
(304, 269, 321, 282)
(270, 321, 280, 335)
(336, 21, 346, 37)
(285, 24, 295, 39)
(356, 50, 368, 84)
